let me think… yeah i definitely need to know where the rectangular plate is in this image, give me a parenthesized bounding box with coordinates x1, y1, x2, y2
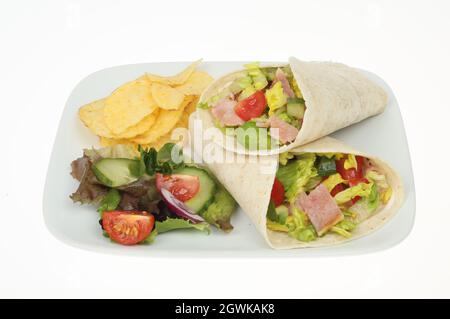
(43, 61, 415, 257)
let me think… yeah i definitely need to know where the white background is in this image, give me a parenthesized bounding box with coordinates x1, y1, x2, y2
(1, 0, 449, 298)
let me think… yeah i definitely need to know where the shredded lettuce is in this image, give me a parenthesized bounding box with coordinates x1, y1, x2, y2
(155, 218, 211, 234)
(266, 82, 287, 116)
(279, 152, 294, 166)
(267, 219, 289, 232)
(321, 173, 347, 192)
(344, 154, 358, 170)
(382, 186, 393, 204)
(316, 152, 344, 160)
(238, 86, 257, 101)
(287, 208, 317, 242)
(267, 204, 317, 242)
(290, 225, 317, 242)
(366, 183, 380, 213)
(276, 112, 294, 125)
(235, 121, 272, 150)
(266, 201, 277, 222)
(244, 62, 268, 90)
(291, 77, 303, 98)
(334, 182, 373, 205)
(276, 154, 318, 202)
(365, 170, 389, 189)
(197, 102, 210, 109)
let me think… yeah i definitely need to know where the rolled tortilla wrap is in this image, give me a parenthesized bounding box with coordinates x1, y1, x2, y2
(200, 136, 404, 249)
(198, 57, 388, 155)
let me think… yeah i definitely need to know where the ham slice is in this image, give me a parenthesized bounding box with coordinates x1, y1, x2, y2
(275, 68, 295, 98)
(296, 184, 343, 235)
(269, 116, 299, 144)
(211, 98, 245, 126)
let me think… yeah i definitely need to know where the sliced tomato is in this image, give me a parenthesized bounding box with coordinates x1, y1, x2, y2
(156, 173, 200, 202)
(271, 178, 285, 207)
(234, 90, 267, 121)
(348, 177, 369, 187)
(102, 211, 154, 245)
(335, 155, 365, 180)
(330, 183, 347, 197)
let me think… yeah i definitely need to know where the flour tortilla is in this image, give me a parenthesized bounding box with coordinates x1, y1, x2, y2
(200, 136, 404, 249)
(198, 57, 388, 155)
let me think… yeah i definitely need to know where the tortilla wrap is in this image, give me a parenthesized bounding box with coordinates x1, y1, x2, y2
(198, 57, 388, 155)
(200, 136, 404, 249)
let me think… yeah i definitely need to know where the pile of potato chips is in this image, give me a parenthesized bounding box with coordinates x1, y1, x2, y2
(79, 60, 213, 150)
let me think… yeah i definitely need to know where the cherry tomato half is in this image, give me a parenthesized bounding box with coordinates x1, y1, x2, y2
(234, 90, 267, 121)
(102, 211, 154, 245)
(156, 173, 200, 202)
(271, 178, 285, 207)
(330, 183, 347, 197)
(335, 155, 365, 180)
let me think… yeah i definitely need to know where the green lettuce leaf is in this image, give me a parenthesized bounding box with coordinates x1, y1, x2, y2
(141, 230, 158, 244)
(84, 144, 140, 162)
(155, 218, 211, 234)
(97, 189, 121, 216)
(201, 186, 237, 232)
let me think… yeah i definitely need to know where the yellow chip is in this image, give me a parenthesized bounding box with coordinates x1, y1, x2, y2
(145, 60, 202, 85)
(131, 96, 194, 145)
(151, 83, 185, 110)
(78, 99, 115, 138)
(175, 71, 213, 95)
(104, 78, 156, 135)
(113, 110, 159, 139)
(141, 110, 190, 150)
(100, 136, 133, 147)
(185, 96, 199, 114)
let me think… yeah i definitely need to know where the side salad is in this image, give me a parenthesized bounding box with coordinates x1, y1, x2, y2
(199, 62, 305, 149)
(267, 152, 393, 242)
(70, 143, 236, 245)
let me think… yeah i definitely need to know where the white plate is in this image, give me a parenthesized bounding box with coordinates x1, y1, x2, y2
(43, 61, 415, 257)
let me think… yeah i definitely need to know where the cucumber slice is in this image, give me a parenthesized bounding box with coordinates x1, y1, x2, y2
(92, 158, 144, 187)
(173, 166, 216, 213)
(287, 98, 306, 119)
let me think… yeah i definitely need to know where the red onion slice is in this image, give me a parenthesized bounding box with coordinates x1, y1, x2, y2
(160, 188, 205, 224)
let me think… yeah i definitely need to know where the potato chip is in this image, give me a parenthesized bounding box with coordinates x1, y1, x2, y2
(185, 96, 199, 114)
(78, 99, 115, 138)
(175, 71, 213, 95)
(131, 96, 194, 145)
(104, 78, 156, 135)
(145, 60, 202, 85)
(141, 97, 198, 150)
(100, 137, 133, 147)
(151, 83, 185, 110)
(113, 110, 159, 139)
(141, 110, 190, 150)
